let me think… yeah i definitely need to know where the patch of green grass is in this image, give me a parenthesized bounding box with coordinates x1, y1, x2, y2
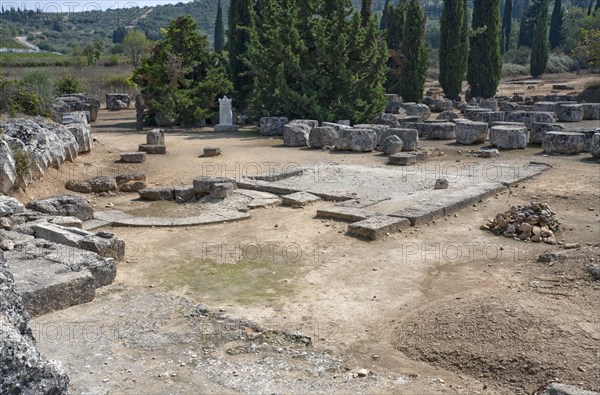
(153, 257, 301, 306)
(0, 38, 29, 50)
(0, 52, 70, 67)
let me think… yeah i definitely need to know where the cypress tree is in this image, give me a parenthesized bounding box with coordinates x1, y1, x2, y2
(439, 0, 469, 100)
(549, 0, 564, 48)
(467, 0, 502, 98)
(501, 0, 512, 52)
(530, 0, 549, 77)
(214, 0, 224, 52)
(518, 0, 542, 47)
(399, 0, 427, 102)
(227, 0, 254, 110)
(380, 0, 392, 29)
(384, 2, 406, 94)
(361, 0, 373, 26)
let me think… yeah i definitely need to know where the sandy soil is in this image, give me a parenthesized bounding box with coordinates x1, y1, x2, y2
(21, 73, 600, 394)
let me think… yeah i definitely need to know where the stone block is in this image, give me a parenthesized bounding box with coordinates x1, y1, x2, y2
(592, 133, 600, 158)
(381, 135, 404, 155)
(530, 122, 566, 144)
(281, 192, 322, 207)
(388, 153, 417, 166)
(455, 121, 489, 144)
(348, 216, 411, 240)
(138, 187, 175, 201)
(422, 122, 455, 140)
(120, 151, 146, 163)
(283, 123, 310, 147)
(259, 117, 289, 136)
(582, 103, 600, 120)
(309, 127, 338, 148)
(557, 104, 584, 122)
(174, 186, 195, 202)
(26, 195, 93, 221)
(383, 128, 418, 151)
(209, 182, 236, 198)
(542, 132, 587, 154)
(193, 176, 237, 196)
(203, 146, 221, 157)
(490, 126, 528, 149)
(146, 128, 165, 145)
(350, 129, 377, 152)
(138, 144, 166, 154)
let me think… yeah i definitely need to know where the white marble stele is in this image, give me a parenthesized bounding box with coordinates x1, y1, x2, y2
(214, 96, 238, 132)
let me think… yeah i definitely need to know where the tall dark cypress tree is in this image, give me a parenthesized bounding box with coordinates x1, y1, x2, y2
(518, 0, 542, 47)
(380, 0, 392, 29)
(361, 0, 373, 26)
(439, 0, 469, 100)
(214, 0, 224, 52)
(467, 0, 502, 98)
(501, 0, 512, 52)
(549, 0, 564, 48)
(399, 0, 427, 102)
(530, 0, 549, 77)
(384, 2, 405, 94)
(227, 0, 254, 110)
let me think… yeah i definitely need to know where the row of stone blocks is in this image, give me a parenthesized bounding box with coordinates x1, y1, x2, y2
(138, 176, 238, 202)
(465, 102, 600, 123)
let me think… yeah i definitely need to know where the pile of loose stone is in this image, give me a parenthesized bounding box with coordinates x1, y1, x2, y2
(482, 201, 561, 244)
(0, 114, 92, 194)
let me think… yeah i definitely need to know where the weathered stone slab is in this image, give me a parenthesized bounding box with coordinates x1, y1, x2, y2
(48, 216, 82, 229)
(530, 122, 566, 144)
(120, 151, 146, 163)
(582, 103, 600, 120)
(146, 129, 165, 145)
(390, 204, 446, 226)
(455, 121, 488, 144)
(193, 176, 237, 196)
(542, 132, 587, 154)
(399, 102, 431, 121)
(557, 104, 584, 122)
(138, 187, 175, 201)
(237, 179, 300, 196)
(490, 125, 528, 149)
(506, 111, 555, 128)
(203, 146, 221, 157)
(388, 153, 417, 166)
(421, 122, 455, 140)
(66, 123, 92, 153)
(348, 216, 411, 240)
(316, 206, 373, 222)
(281, 192, 322, 207)
(120, 181, 146, 192)
(309, 127, 338, 148)
(0, 196, 25, 217)
(26, 195, 93, 221)
(209, 182, 236, 198)
(350, 129, 377, 152)
(174, 185, 195, 202)
(283, 123, 310, 147)
(138, 144, 166, 154)
(383, 128, 418, 151)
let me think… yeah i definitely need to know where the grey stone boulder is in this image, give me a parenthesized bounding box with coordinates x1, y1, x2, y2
(174, 186, 195, 202)
(467, 111, 505, 125)
(437, 111, 459, 121)
(429, 99, 453, 112)
(478, 98, 498, 111)
(115, 173, 146, 187)
(557, 104, 584, 122)
(354, 124, 390, 145)
(542, 132, 587, 154)
(289, 119, 319, 128)
(384, 128, 419, 151)
(259, 117, 289, 136)
(399, 102, 431, 121)
(422, 122, 455, 140)
(582, 103, 600, 120)
(350, 129, 377, 152)
(138, 187, 175, 201)
(530, 122, 566, 144)
(65, 123, 92, 153)
(490, 125, 528, 149)
(335, 128, 354, 150)
(26, 195, 93, 221)
(283, 123, 310, 147)
(533, 101, 560, 114)
(0, 196, 25, 217)
(384, 101, 408, 115)
(89, 176, 118, 193)
(146, 129, 165, 145)
(309, 127, 339, 148)
(106, 93, 131, 110)
(543, 382, 599, 395)
(54, 94, 100, 122)
(506, 111, 556, 128)
(60, 111, 88, 125)
(388, 153, 417, 166)
(0, 140, 18, 194)
(371, 113, 402, 128)
(381, 135, 404, 155)
(591, 133, 600, 158)
(0, 255, 70, 394)
(193, 176, 237, 196)
(209, 182, 236, 198)
(455, 121, 489, 145)
(203, 146, 221, 157)
(499, 101, 519, 112)
(120, 181, 146, 192)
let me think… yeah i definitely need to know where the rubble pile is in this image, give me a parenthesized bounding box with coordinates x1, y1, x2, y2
(482, 201, 561, 244)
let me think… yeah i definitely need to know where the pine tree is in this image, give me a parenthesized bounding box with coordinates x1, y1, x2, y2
(227, 0, 254, 110)
(361, 0, 373, 26)
(399, 0, 427, 102)
(549, 0, 564, 48)
(467, 0, 502, 98)
(439, 0, 469, 100)
(214, 0, 224, 52)
(530, 0, 549, 77)
(501, 0, 512, 52)
(380, 0, 392, 29)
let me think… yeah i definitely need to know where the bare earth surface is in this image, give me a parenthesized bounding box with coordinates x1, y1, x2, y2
(16, 73, 600, 394)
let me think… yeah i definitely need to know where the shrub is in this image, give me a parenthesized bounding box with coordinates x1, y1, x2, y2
(56, 75, 82, 95)
(12, 148, 31, 182)
(502, 63, 530, 77)
(503, 46, 531, 65)
(21, 69, 54, 101)
(545, 53, 577, 73)
(577, 80, 600, 102)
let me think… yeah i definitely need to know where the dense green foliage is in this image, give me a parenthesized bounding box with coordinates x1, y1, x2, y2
(439, 0, 469, 100)
(518, 0, 543, 47)
(0, 76, 50, 116)
(123, 31, 149, 67)
(246, 0, 387, 123)
(56, 75, 83, 95)
(549, 0, 565, 48)
(530, 0, 550, 76)
(384, 1, 406, 95)
(214, 0, 225, 52)
(467, 0, 502, 98)
(361, 0, 373, 26)
(132, 16, 232, 126)
(227, 0, 254, 109)
(399, 0, 428, 102)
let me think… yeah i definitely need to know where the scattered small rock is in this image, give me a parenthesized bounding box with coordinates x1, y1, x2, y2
(357, 368, 369, 377)
(434, 178, 449, 190)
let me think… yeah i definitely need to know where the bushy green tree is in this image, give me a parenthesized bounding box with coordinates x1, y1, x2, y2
(530, 0, 550, 76)
(227, 0, 254, 110)
(439, 0, 469, 100)
(214, 0, 225, 52)
(399, 0, 427, 102)
(549, 0, 565, 48)
(467, 0, 502, 98)
(123, 30, 148, 67)
(132, 16, 232, 126)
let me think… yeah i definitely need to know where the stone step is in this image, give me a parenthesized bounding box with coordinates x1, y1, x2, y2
(347, 216, 411, 240)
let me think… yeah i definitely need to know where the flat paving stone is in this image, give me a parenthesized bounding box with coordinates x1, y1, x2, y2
(281, 192, 322, 207)
(316, 206, 377, 222)
(108, 209, 250, 227)
(347, 216, 411, 240)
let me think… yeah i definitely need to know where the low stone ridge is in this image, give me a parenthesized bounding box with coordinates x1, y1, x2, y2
(0, 117, 82, 193)
(106, 93, 130, 110)
(482, 201, 560, 244)
(347, 216, 410, 240)
(281, 192, 322, 207)
(259, 117, 289, 136)
(26, 195, 93, 221)
(316, 206, 374, 222)
(105, 209, 250, 227)
(542, 132, 587, 154)
(0, 252, 70, 393)
(0, 196, 25, 217)
(138, 187, 176, 201)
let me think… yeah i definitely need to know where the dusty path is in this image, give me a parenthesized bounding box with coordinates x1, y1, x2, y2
(25, 100, 600, 394)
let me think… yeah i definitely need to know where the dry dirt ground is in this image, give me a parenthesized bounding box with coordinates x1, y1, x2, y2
(15, 73, 600, 394)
